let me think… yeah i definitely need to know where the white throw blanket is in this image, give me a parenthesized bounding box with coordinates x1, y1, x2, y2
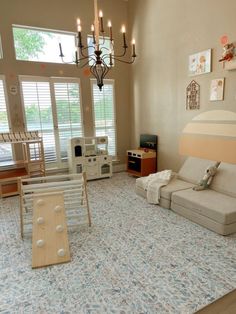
(143, 170, 172, 204)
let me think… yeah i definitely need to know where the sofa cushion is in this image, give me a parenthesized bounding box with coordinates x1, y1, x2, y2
(171, 203, 236, 235)
(160, 178, 194, 200)
(136, 175, 194, 200)
(178, 157, 217, 184)
(210, 163, 236, 198)
(135, 185, 171, 209)
(172, 188, 236, 224)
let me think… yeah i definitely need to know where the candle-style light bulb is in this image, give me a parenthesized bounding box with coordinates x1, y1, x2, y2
(91, 24, 96, 44)
(122, 25, 127, 48)
(99, 10, 104, 33)
(108, 20, 112, 41)
(77, 18, 81, 32)
(132, 39, 136, 57)
(76, 17, 82, 48)
(77, 18, 82, 32)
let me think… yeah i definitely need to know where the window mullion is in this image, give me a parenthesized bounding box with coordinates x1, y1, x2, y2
(91, 79, 117, 156)
(50, 79, 61, 168)
(0, 75, 14, 162)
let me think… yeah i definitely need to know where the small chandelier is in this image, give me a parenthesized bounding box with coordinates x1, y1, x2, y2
(59, 0, 137, 91)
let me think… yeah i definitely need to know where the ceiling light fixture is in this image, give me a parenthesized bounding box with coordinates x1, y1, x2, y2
(59, 0, 137, 91)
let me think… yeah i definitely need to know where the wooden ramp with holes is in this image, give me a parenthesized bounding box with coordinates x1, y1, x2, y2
(20, 173, 92, 239)
(32, 192, 71, 268)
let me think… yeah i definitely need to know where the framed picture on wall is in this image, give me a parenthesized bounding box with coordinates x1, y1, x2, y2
(210, 78, 225, 101)
(188, 49, 212, 76)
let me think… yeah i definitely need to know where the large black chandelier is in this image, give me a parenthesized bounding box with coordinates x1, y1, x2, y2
(59, 0, 136, 91)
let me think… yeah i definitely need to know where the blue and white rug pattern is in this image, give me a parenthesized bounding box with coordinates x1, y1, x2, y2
(0, 172, 236, 313)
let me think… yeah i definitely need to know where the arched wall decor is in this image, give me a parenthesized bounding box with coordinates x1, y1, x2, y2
(179, 110, 236, 164)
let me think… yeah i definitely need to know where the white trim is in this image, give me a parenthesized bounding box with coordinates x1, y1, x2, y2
(19, 75, 50, 83)
(12, 24, 76, 36)
(49, 80, 61, 167)
(19, 75, 84, 169)
(0, 75, 11, 131)
(90, 78, 117, 157)
(13, 25, 77, 64)
(0, 75, 15, 160)
(51, 77, 81, 83)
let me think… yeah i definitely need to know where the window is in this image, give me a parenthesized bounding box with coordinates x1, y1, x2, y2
(91, 79, 117, 156)
(20, 76, 83, 168)
(0, 75, 13, 162)
(87, 36, 112, 66)
(13, 25, 76, 64)
(53, 79, 84, 160)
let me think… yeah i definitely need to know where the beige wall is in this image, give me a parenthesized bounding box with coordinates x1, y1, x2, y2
(0, 0, 131, 164)
(128, 0, 236, 171)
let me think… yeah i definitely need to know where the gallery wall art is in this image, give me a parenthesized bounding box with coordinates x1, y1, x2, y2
(188, 49, 211, 76)
(186, 80, 200, 110)
(210, 78, 225, 101)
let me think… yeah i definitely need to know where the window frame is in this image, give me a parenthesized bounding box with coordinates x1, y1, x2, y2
(0, 75, 11, 129)
(87, 35, 114, 67)
(90, 78, 117, 157)
(0, 74, 15, 161)
(19, 75, 84, 169)
(12, 24, 77, 64)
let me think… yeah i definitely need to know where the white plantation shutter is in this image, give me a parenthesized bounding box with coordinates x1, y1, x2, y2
(91, 80, 117, 156)
(53, 79, 83, 160)
(20, 79, 57, 163)
(0, 76, 13, 162)
(20, 76, 84, 168)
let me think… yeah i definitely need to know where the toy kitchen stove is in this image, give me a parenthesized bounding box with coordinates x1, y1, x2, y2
(68, 136, 112, 180)
(127, 134, 158, 177)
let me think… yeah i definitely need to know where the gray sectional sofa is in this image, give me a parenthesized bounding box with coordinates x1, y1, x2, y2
(135, 157, 236, 235)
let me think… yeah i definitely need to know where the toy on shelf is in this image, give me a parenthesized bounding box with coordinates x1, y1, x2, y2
(219, 35, 236, 70)
(32, 192, 71, 268)
(219, 42, 235, 62)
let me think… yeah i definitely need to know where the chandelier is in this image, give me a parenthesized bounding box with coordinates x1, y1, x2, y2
(59, 0, 136, 91)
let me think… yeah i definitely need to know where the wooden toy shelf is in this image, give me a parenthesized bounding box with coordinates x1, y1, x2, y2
(0, 131, 45, 197)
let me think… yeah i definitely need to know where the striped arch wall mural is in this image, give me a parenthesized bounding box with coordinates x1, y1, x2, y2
(179, 110, 236, 164)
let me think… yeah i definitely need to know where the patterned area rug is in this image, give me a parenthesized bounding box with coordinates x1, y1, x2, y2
(0, 172, 236, 313)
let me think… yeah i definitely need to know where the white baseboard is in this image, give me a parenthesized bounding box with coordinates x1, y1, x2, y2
(113, 163, 126, 173)
(46, 163, 126, 175)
